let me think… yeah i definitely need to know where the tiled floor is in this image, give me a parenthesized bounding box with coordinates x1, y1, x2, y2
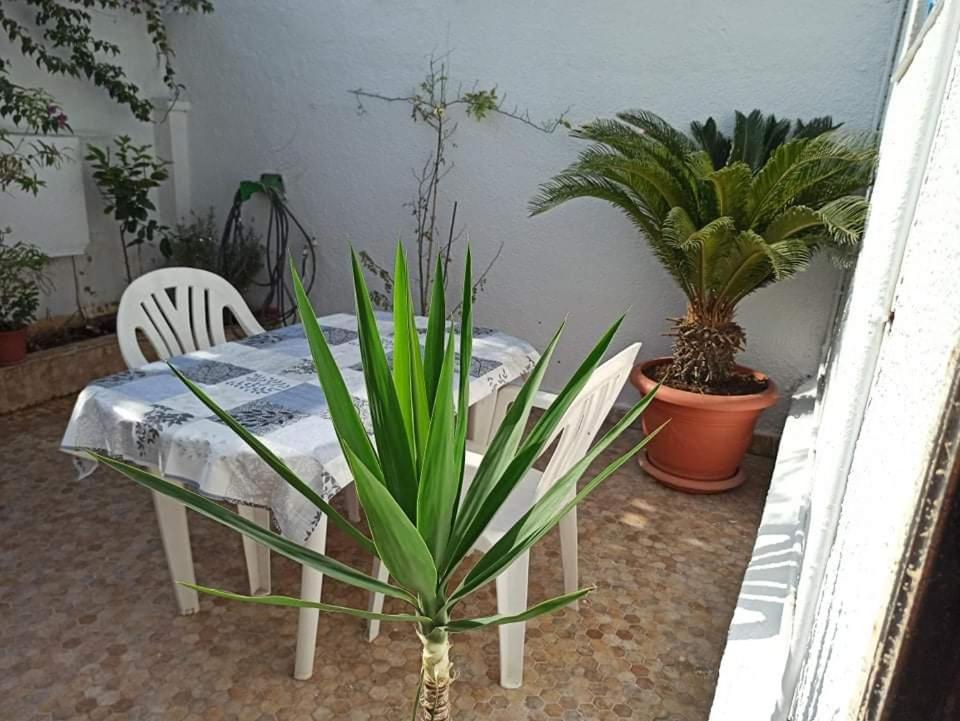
(0, 398, 771, 721)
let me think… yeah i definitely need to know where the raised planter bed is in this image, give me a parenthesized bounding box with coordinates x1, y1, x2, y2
(0, 334, 127, 415)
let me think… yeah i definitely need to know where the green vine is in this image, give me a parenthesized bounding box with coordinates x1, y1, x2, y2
(0, 0, 213, 195)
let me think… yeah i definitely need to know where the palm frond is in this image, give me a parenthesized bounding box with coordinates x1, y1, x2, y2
(529, 173, 658, 238)
(705, 162, 753, 226)
(616, 109, 697, 158)
(690, 116, 731, 170)
(817, 196, 870, 245)
(750, 131, 877, 226)
(712, 229, 774, 304)
(681, 217, 737, 302)
(792, 116, 842, 139)
(730, 110, 791, 172)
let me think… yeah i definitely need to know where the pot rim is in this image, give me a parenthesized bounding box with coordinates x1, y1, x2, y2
(632, 357, 779, 411)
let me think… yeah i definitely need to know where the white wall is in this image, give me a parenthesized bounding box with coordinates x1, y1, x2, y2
(167, 0, 902, 431)
(0, 8, 168, 319)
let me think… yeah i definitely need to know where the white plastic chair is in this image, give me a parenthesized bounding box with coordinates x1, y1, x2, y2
(118, 268, 363, 680)
(117, 267, 265, 368)
(366, 342, 642, 688)
(117, 268, 277, 597)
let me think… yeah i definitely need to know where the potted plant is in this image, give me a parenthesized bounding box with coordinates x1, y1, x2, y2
(531, 109, 878, 492)
(94, 245, 661, 719)
(0, 230, 49, 365)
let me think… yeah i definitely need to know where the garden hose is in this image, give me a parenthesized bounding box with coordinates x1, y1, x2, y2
(220, 173, 317, 326)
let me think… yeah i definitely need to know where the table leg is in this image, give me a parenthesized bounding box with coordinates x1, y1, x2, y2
(151, 485, 199, 616)
(466, 392, 498, 452)
(294, 514, 328, 680)
(344, 484, 361, 522)
(238, 505, 271, 596)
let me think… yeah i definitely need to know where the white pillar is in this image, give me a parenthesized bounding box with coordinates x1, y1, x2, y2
(152, 98, 192, 225)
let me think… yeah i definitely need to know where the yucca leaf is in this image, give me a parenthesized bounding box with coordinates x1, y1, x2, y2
(450, 391, 662, 605)
(341, 443, 438, 602)
(392, 243, 418, 460)
(423, 255, 446, 409)
(449, 248, 473, 536)
(416, 327, 458, 563)
(182, 583, 431, 623)
(291, 261, 380, 479)
(166, 364, 376, 555)
(91, 453, 415, 603)
(445, 587, 592, 632)
(350, 250, 419, 520)
(444, 323, 564, 572)
(513, 316, 624, 457)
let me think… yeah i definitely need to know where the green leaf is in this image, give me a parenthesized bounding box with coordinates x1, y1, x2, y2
(341, 444, 438, 602)
(91, 453, 415, 604)
(350, 250, 419, 519)
(291, 261, 381, 479)
(445, 587, 593, 632)
(423, 254, 446, 409)
(450, 390, 662, 605)
(445, 324, 565, 572)
(706, 163, 752, 226)
(166, 364, 376, 555)
(416, 326, 458, 563)
(392, 243, 417, 457)
(183, 583, 430, 623)
(449, 248, 473, 535)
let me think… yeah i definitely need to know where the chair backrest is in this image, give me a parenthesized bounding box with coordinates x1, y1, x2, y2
(117, 267, 265, 368)
(534, 342, 642, 501)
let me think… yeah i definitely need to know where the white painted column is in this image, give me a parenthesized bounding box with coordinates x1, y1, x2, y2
(152, 98, 192, 224)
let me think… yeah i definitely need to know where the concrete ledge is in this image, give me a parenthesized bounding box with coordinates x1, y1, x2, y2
(0, 334, 126, 414)
(709, 379, 817, 721)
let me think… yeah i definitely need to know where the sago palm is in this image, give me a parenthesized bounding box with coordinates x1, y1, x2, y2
(530, 109, 878, 392)
(92, 243, 660, 720)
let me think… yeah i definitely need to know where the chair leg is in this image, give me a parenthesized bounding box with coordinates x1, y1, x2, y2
(151, 487, 199, 616)
(237, 505, 271, 596)
(345, 484, 361, 522)
(495, 550, 530, 689)
(366, 557, 390, 642)
(559, 506, 579, 608)
(294, 515, 328, 681)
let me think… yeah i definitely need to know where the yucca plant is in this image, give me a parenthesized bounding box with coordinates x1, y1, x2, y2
(91, 243, 659, 719)
(530, 109, 878, 392)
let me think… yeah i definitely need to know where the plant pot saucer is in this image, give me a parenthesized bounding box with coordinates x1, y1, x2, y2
(639, 452, 745, 494)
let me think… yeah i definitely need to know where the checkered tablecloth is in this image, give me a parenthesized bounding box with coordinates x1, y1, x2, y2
(61, 313, 539, 542)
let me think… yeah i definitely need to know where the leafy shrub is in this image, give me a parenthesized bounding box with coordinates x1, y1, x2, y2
(0, 230, 49, 331)
(161, 208, 262, 294)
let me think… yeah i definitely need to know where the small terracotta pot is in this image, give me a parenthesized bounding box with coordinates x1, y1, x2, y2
(630, 358, 778, 494)
(0, 327, 28, 366)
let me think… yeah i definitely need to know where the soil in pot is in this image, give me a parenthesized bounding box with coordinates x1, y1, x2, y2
(27, 314, 116, 352)
(645, 361, 768, 396)
(632, 359, 778, 494)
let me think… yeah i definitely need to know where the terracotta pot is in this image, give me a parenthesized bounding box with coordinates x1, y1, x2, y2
(0, 327, 28, 366)
(630, 358, 778, 494)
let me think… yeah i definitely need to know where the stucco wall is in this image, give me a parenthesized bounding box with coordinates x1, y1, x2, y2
(167, 0, 902, 431)
(0, 9, 168, 320)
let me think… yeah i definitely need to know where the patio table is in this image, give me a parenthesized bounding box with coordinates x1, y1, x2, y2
(60, 312, 539, 615)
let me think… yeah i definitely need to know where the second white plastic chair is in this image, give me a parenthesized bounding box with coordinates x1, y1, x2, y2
(366, 342, 641, 688)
